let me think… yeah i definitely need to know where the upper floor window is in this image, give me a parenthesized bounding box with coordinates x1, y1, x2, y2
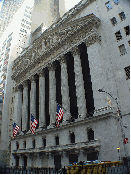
(55, 136, 59, 146)
(16, 141, 19, 150)
(32, 139, 35, 148)
(119, 12, 126, 21)
(118, 44, 126, 55)
(124, 25, 130, 36)
(115, 30, 122, 41)
(124, 66, 130, 80)
(114, 0, 120, 4)
(105, 1, 112, 10)
(23, 141, 26, 149)
(70, 132, 75, 143)
(43, 138, 46, 147)
(88, 129, 94, 141)
(110, 17, 117, 26)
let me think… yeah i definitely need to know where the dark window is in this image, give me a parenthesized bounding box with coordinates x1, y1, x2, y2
(105, 1, 112, 10)
(55, 136, 59, 146)
(115, 30, 122, 41)
(110, 17, 117, 26)
(88, 129, 94, 141)
(118, 44, 126, 55)
(16, 156, 19, 167)
(87, 152, 98, 161)
(124, 66, 130, 80)
(114, 0, 120, 4)
(32, 139, 35, 148)
(124, 26, 130, 36)
(119, 12, 126, 21)
(69, 154, 78, 164)
(70, 132, 75, 143)
(16, 141, 19, 150)
(43, 138, 46, 147)
(128, 40, 130, 45)
(23, 141, 26, 149)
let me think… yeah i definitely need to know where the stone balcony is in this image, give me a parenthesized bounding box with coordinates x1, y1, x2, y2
(12, 139, 100, 156)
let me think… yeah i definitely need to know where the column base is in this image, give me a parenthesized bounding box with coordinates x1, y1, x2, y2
(47, 124, 55, 129)
(26, 130, 31, 134)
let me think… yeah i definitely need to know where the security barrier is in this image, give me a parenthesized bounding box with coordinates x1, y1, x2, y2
(66, 161, 123, 174)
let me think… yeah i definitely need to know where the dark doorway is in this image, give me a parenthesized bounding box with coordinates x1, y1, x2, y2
(23, 156, 27, 170)
(87, 152, 98, 161)
(54, 155, 61, 173)
(69, 154, 78, 164)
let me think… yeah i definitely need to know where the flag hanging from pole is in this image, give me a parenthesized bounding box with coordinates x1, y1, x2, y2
(31, 114, 38, 134)
(56, 104, 64, 127)
(13, 122, 19, 138)
(124, 138, 129, 144)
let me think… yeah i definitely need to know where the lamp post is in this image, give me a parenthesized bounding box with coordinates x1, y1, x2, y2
(98, 89, 127, 158)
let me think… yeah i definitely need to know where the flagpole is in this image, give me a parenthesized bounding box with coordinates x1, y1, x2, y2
(56, 101, 66, 111)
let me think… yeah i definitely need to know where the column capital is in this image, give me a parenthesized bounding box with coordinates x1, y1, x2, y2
(71, 45, 80, 56)
(15, 85, 22, 92)
(47, 62, 56, 71)
(38, 69, 46, 77)
(60, 56, 67, 64)
(29, 75, 37, 82)
(22, 80, 28, 88)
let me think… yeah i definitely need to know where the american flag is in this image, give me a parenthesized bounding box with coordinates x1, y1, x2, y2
(13, 122, 19, 138)
(56, 104, 64, 127)
(31, 114, 38, 134)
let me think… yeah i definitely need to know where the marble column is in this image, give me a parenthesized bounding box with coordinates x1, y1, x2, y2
(84, 39, 103, 110)
(48, 63, 56, 126)
(72, 46, 87, 118)
(22, 81, 28, 131)
(14, 85, 22, 131)
(30, 75, 36, 118)
(60, 56, 70, 121)
(39, 69, 46, 128)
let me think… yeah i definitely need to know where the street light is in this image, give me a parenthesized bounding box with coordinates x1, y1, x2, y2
(98, 89, 127, 158)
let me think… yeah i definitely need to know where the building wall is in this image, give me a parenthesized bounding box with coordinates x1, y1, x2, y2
(9, 0, 130, 168)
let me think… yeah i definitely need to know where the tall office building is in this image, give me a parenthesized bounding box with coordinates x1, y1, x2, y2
(0, 0, 34, 166)
(0, 0, 25, 38)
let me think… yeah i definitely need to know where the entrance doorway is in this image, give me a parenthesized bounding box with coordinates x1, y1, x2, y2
(69, 154, 78, 164)
(23, 156, 27, 170)
(87, 152, 98, 161)
(54, 155, 61, 173)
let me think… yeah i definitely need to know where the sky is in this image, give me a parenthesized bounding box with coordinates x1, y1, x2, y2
(65, 0, 81, 11)
(0, 0, 2, 11)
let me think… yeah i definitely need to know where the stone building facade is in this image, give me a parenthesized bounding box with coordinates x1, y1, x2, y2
(10, 0, 129, 169)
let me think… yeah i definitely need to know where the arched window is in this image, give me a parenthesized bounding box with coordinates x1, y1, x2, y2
(88, 129, 94, 141)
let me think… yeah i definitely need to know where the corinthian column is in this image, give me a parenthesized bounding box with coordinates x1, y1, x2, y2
(72, 46, 87, 118)
(60, 56, 70, 121)
(30, 75, 36, 118)
(39, 69, 46, 128)
(22, 81, 28, 132)
(14, 85, 22, 131)
(48, 63, 56, 126)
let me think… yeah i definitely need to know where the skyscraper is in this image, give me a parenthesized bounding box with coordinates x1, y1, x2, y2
(0, 0, 25, 38)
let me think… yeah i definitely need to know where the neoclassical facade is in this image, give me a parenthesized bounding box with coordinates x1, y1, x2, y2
(10, 0, 130, 169)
